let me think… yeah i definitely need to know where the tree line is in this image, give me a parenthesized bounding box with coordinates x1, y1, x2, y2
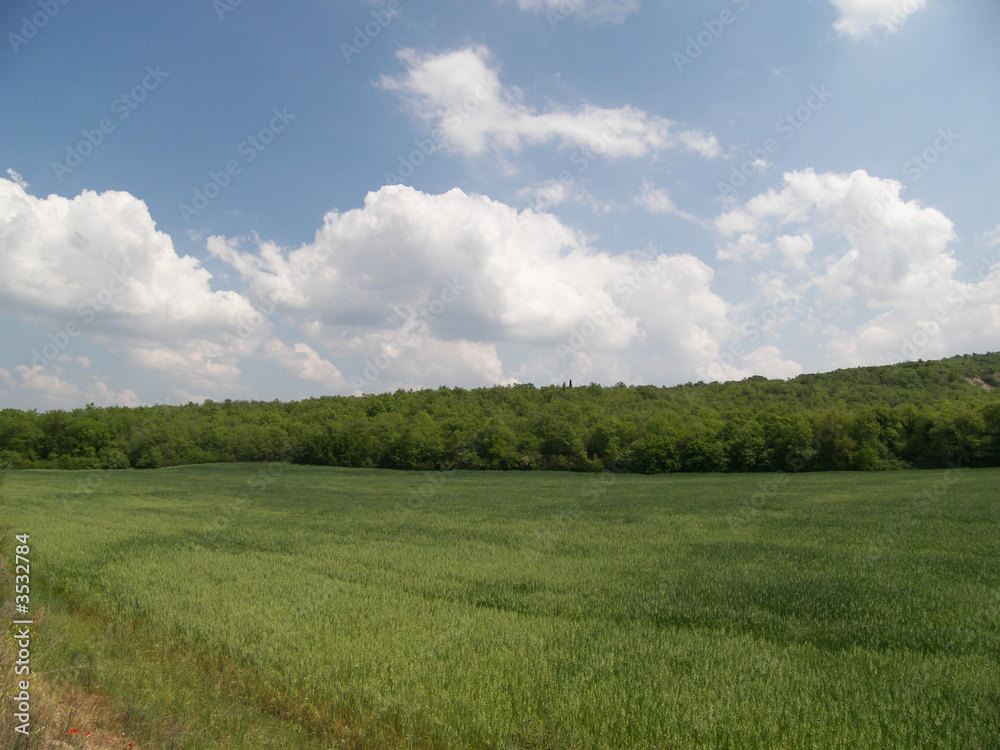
(2, 352, 999, 473)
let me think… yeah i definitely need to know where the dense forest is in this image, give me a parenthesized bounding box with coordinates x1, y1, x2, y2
(2, 352, 1000, 473)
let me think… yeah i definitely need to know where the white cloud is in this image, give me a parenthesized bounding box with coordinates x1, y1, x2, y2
(0, 364, 140, 409)
(167, 388, 212, 406)
(716, 233, 772, 263)
(24, 165, 994, 405)
(978, 223, 1000, 250)
(381, 46, 720, 159)
(5, 168, 28, 190)
(210, 184, 735, 390)
(210, 185, 642, 348)
(0, 180, 250, 332)
(0, 178, 260, 389)
(740, 345, 803, 379)
(634, 180, 700, 223)
(701, 344, 803, 382)
(516, 178, 619, 214)
(345, 328, 514, 393)
(56, 355, 92, 368)
(714, 168, 1000, 370)
(263, 340, 348, 389)
(775, 234, 814, 269)
(516, 179, 569, 209)
(715, 169, 957, 306)
(829, 0, 928, 38)
(512, 252, 738, 387)
(129, 341, 243, 391)
(610, 253, 736, 383)
(505, 0, 640, 23)
(821, 262, 1000, 367)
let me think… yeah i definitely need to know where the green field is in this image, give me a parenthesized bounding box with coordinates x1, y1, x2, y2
(2, 465, 998, 749)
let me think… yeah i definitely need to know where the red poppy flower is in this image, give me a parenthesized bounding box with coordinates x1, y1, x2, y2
(70, 728, 78, 734)
(86, 732, 93, 736)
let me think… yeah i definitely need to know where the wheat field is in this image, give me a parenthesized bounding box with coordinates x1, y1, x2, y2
(1, 465, 998, 749)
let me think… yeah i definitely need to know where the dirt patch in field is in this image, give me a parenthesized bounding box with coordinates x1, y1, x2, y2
(966, 376, 995, 390)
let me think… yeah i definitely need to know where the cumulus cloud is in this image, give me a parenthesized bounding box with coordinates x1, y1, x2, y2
(714, 168, 1000, 369)
(210, 185, 641, 348)
(380, 46, 720, 159)
(829, 0, 928, 38)
(822, 261, 1000, 367)
(0, 177, 745, 404)
(0, 178, 259, 389)
(23, 166, 993, 406)
(715, 168, 958, 305)
(210, 184, 736, 390)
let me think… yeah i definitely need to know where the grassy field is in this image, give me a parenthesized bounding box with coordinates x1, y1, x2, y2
(1, 464, 998, 749)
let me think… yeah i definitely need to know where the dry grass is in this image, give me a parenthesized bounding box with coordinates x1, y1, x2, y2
(1, 561, 139, 750)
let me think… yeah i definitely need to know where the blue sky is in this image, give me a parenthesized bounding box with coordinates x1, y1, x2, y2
(1, 0, 998, 409)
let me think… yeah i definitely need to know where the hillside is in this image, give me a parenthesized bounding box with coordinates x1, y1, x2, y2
(2, 352, 999, 473)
